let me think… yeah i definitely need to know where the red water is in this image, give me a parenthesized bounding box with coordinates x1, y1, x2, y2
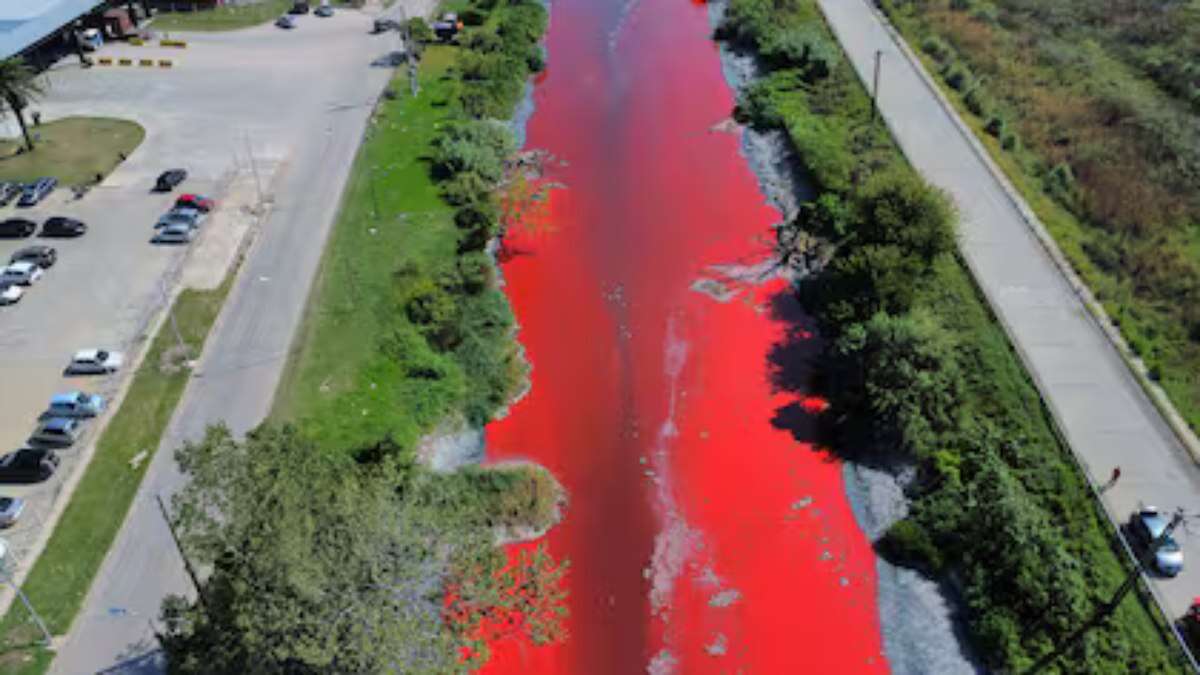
(482, 0, 889, 671)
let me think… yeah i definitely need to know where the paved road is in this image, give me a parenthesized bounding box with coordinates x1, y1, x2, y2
(816, 0, 1200, 622)
(49, 14, 393, 674)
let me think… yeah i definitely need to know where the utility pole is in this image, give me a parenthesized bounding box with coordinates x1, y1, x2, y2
(0, 547, 52, 646)
(871, 49, 883, 123)
(1024, 509, 1186, 674)
(156, 494, 206, 608)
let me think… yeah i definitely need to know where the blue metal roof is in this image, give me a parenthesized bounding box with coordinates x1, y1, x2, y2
(0, 0, 106, 60)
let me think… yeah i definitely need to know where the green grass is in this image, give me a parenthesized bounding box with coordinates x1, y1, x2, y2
(271, 46, 463, 453)
(0, 117, 144, 186)
(151, 0, 291, 32)
(0, 275, 236, 674)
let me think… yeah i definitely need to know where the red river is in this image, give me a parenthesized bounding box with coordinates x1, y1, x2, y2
(483, 0, 890, 670)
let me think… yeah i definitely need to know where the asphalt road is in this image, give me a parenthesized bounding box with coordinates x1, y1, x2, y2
(817, 0, 1200, 625)
(48, 12, 393, 674)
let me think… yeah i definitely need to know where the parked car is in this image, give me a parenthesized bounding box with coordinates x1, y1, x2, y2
(0, 261, 43, 286)
(0, 218, 37, 238)
(0, 497, 25, 527)
(154, 222, 196, 244)
(65, 349, 123, 375)
(28, 417, 83, 448)
(0, 182, 21, 206)
(0, 448, 59, 484)
(276, 15, 296, 29)
(176, 193, 215, 212)
(17, 177, 57, 207)
(43, 391, 105, 419)
(40, 216, 87, 238)
(154, 169, 188, 192)
(315, 4, 334, 17)
(373, 18, 400, 33)
(0, 284, 22, 306)
(155, 208, 204, 229)
(290, 1, 310, 14)
(1131, 506, 1185, 577)
(10, 245, 56, 269)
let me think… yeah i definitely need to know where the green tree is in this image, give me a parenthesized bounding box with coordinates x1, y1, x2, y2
(827, 310, 963, 458)
(854, 166, 957, 264)
(0, 57, 44, 151)
(161, 425, 462, 673)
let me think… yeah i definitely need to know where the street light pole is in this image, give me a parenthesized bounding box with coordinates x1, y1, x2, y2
(871, 49, 883, 123)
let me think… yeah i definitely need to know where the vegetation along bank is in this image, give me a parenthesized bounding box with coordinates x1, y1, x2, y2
(716, 0, 1187, 671)
(160, 1, 566, 671)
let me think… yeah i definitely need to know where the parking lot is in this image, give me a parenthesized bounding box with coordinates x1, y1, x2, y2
(0, 9, 393, 581)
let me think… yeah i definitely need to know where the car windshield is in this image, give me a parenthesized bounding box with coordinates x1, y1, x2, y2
(0, 498, 11, 510)
(1160, 537, 1182, 553)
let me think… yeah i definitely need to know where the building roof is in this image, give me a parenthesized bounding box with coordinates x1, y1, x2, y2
(0, 0, 105, 60)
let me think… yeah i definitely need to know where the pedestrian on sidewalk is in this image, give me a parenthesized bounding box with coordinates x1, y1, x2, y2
(1101, 466, 1121, 493)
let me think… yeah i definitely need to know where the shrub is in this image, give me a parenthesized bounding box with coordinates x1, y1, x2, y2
(787, 111, 854, 193)
(877, 518, 943, 572)
(854, 166, 957, 264)
(985, 114, 1006, 137)
(406, 17, 434, 43)
(943, 63, 972, 91)
(963, 86, 989, 117)
(1000, 131, 1019, 151)
(921, 35, 951, 62)
(760, 25, 841, 80)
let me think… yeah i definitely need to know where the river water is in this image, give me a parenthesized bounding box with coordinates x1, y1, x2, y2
(482, 0, 889, 670)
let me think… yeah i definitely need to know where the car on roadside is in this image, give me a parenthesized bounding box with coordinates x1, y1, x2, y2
(28, 417, 83, 449)
(65, 349, 123, 375)
(176, 194, 215, 212)
(290, 1, 310, 14)
(43, 391, 105, 419)
(0, 261, 43, 286)
(0, 284, 23, 306)
(372, 18, 400, 33)
(156, 207, 204, 229)
(1130, 506, 1185, 577)
(153, 222, 196, 244)
(0, 497, 25, 527)
(0, 448, 59, 484)
(17, 177, 57, 207)
(276, 15, 296, 29)
(40, 216, 87, 238)
(10, 245, 56, 269)
(154, 169, 188, 192)
(0, 218, 37, 238)
(0, 182, 21, 206)
(315, 4, 333, 17)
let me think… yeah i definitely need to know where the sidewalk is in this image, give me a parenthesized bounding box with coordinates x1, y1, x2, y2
(814, 0, 1200, 624)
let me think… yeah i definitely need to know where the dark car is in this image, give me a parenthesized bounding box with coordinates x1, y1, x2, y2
(275, 15, 296, 28)
(40, 216, 87, 238)
(289, 1, 310, 14)
(154, 169, 188, 192)
(0, 182, 21, 206)
(314, 4, 333, 17)
(17, 177, 57, 207)
(373, 18, 400, 33)
(0, 218, 37, 238)
(0, 448, 59, 484)
(10, 245, 56, 268)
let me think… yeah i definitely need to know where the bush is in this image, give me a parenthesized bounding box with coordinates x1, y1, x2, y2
(921, 35, 951, 62)
(963, 86, 990, 117)
(943, 63, 972, 91)
(854, 166, 957, 264)
(877, 518, 943, 572)
(985, 114, 1006, 137)
(406, 17, 434, 43)
(1000, 131, 1019, 151)
(787, 111, 853, 193)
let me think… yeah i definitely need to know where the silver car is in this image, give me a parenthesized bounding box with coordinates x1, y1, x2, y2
(1132, 507, 1184, 576)
(153, 223, 195, 244)
(66, 349, 124, 375)
(0, 497, 25, 527)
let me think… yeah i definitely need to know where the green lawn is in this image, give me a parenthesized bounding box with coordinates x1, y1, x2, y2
(151, 0, 291, 32)
(270, 46, 462, 450)
(0, 117, 144, 186)
(0, 276, 235, 675)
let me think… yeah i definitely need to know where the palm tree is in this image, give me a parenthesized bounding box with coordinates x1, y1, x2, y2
(0, 58, 44, 152)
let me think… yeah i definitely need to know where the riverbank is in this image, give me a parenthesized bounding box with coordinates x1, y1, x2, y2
(714, 0, 1185, 671)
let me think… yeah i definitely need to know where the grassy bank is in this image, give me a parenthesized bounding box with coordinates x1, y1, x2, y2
(874, 0, 1200, 434)
(719, 0, 1185, 671)
(151, 0, 290, 32)
(0, 276, 235, 674)
(0, 117, 144, 185)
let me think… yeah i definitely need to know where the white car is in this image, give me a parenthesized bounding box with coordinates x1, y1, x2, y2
(66, 349, 124, 375)
(0, 284, 22, 305)
(0, 261, 43, 286)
